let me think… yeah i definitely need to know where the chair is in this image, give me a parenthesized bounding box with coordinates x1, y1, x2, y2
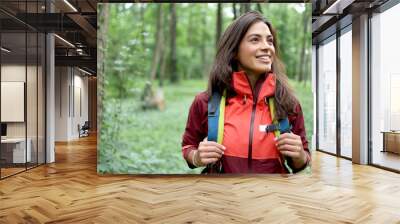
(79, 121, 90, 138)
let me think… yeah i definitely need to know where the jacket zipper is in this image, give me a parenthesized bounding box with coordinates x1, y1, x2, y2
(248, 96, 258, 171)
(245, 75, 262, 172)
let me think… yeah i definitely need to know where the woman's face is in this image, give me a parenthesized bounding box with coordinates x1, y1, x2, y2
(236, 21, 275, 76)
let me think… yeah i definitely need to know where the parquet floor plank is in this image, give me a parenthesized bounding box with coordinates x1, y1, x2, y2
(1, 135, 400, 223)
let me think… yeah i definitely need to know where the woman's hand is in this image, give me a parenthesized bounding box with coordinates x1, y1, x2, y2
(195, 138, 225, 166)
(275, 133, 307, 169)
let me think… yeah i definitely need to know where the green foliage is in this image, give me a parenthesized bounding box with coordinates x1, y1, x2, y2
(262, 4, 312, 80)
(102, 3, 312, 100)
(290, 80, 314, 143)
(98, 3, 313, 174)
(98, 79, 313, 174)
(99, 79, 207, 174)
(105, 4, 153, 98)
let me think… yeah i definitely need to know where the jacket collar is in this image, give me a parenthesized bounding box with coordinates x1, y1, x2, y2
(232, 70, 276, 102)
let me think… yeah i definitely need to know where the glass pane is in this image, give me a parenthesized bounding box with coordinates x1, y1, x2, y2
(0, 0, 46, 178)
(27, 31, 38, 169)
(318, 36, 337, 154)
(28, 0, 39, 169)
(340, 29, 352, 158)
(1, 30, 27, 177)
(371, 4, 400, 171)
(38, 32, 45, 165)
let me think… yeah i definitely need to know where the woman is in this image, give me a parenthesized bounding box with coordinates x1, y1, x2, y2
(182, 11, 311, 174)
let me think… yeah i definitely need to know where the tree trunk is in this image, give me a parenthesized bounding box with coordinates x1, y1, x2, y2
(257, 3, 263, 14)
(159, 26, 167, 87)
(298, 9, 309, 82)
(150, 4, 164, 81)
(117, 71, 124, 99)
(304, 49, 311, 83)
(201, 6, 208, 79)
(244, 3, 250, 12)
(216, 3, 222, 47)
(97, 3, 109, 136)
(187, 7, 193, 47)
(159, 47, 166, 87)
(140, 4, 145, 48)
(279, 9, 290, 76)
(232, 3, 237, 20)
(240, 3, 250, 14)
(160, 4, 169, 87)
(169, 3, 178, 83)
(186, 7, 193, 79)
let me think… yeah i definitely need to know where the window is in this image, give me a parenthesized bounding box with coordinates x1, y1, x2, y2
(339, 27, 352, 158)
(371, 3, 400, 171)
(317, 35, 337, 154)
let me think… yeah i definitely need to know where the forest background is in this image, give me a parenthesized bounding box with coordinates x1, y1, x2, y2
(97, 3, 313, 174)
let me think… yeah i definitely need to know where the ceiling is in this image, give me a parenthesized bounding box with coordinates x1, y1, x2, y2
(0, 0, 97, 75)
(312, 0, 390, 44)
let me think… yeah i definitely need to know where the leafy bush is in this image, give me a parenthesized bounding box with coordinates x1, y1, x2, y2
(99, 79, 313, 174)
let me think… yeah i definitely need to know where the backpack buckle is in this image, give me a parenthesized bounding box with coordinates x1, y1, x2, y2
(265, 124, 278, 132)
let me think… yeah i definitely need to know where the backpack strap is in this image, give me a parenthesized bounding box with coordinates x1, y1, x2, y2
(204, 92, 308, 174)
(270, 97, 312, 174)
(268, 97, 294, 174)
(208, 90, 226, 144)
(203, 90, 226, 174)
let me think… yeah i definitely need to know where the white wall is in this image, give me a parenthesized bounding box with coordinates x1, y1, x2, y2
(1, 65, 41, 137)
(1, 63, 46, 164)
(1, 82, 25, 122)
(55, 67, 89, 141)
(1, 65, 26, 139)
(55, 66, 69, 141)
(73, 73, 89, 137)
(1, 65, 25, 81)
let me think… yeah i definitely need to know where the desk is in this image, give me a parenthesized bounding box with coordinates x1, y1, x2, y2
(381, 131, 400, 154)
(1, 138, 31, 163)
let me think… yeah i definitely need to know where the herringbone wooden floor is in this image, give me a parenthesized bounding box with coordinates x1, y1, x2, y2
(1, 135, 400, 223)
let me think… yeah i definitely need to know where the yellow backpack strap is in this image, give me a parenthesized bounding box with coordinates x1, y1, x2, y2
(269, 97, 311, 174)
(268, 97, 280, 137)
(268, 97, 293, 174)
(207, 90, 226, 144)
(203, 89, 226, 174)
(217, 90, 226, 144)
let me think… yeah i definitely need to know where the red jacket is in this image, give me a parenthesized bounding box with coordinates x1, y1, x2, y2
(182, 71, 311, 173)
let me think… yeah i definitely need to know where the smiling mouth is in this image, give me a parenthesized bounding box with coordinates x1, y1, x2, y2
(256, 55, 272, 63)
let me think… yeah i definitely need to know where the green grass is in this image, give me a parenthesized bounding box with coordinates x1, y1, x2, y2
(98, 78, 313, 174)
(99, 79, 207, 174)
(290, 80, 314, 144)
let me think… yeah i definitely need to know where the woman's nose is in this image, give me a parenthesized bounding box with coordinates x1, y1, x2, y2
(260, 40, 272, 50)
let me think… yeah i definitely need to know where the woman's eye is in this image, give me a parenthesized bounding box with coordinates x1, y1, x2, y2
(250, 38, 259, 43)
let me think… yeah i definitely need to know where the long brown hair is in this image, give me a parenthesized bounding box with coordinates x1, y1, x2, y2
(207, 11, 298, 119)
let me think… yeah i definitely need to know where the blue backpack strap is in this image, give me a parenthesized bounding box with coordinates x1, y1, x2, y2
(207, 91, 221, 142)
(278, 118, 291, 134)
(263, 118, 291, 134)
(203, 90, 226, 174)
(268, 97, 293, 174)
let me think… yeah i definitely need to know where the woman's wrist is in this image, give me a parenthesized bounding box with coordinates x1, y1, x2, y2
(191, 150, 204, 167)
(191, 150, 198, 167)
(292, 149, 308, 169)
